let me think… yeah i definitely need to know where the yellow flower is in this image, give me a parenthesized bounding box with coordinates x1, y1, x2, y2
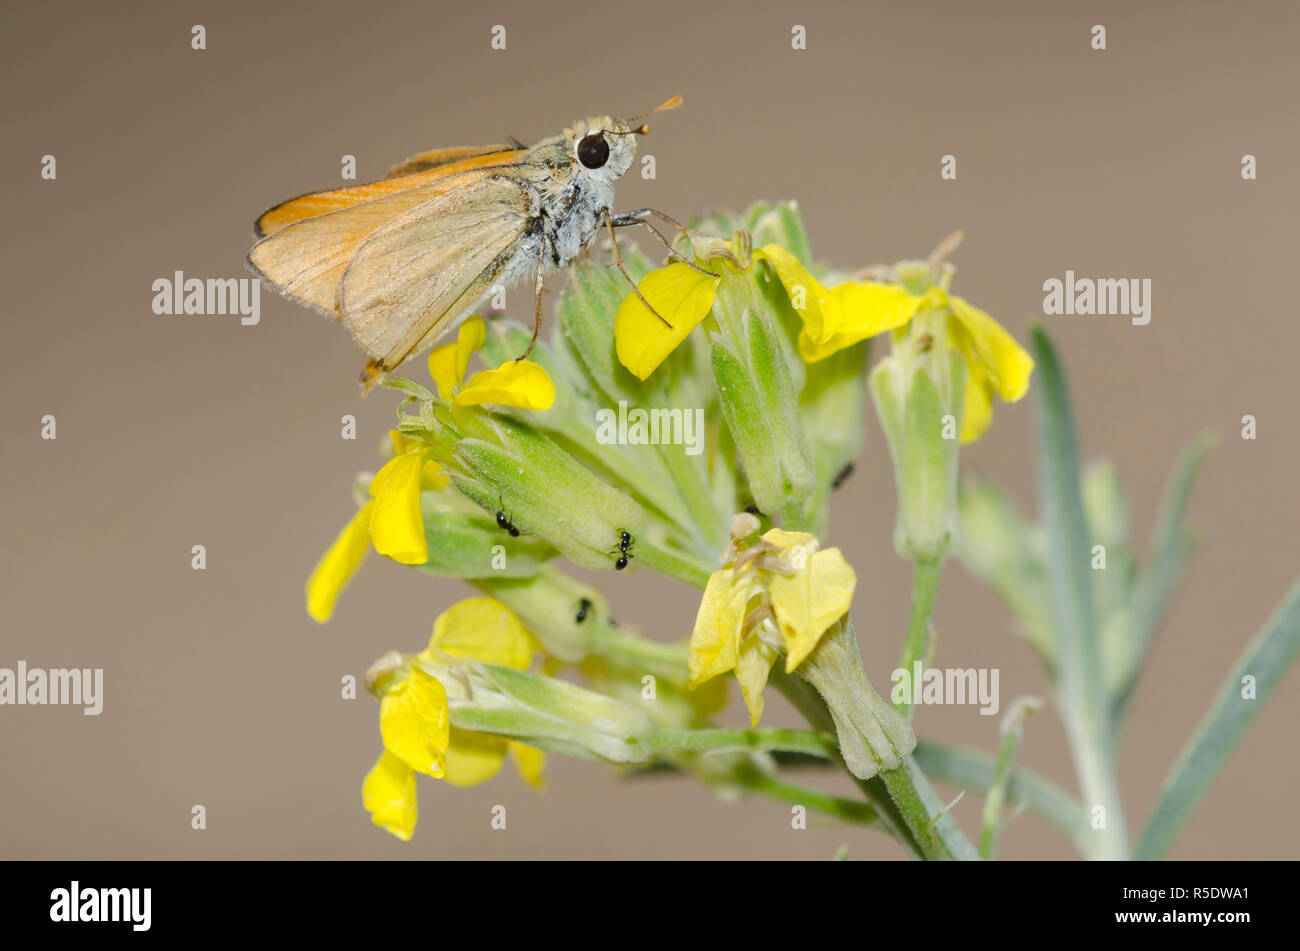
(613, 243, 1032, 443)
(420, 596, 542, 668)
(362, 750, 418, 841)
(380, 664, 450, 778)
(944, 295, 1034, 442)
(688, 521, 856, 725)
(363, 598, 548, 839)
(613, 242, 919, 380)
(759, 248, 1033, 442)
(366, 431, 444, 566)
(429, 316, 556, 411)
(756, 245, 936, 362)
(303, 429, 447, 609)
(615, 263, 721, 380)
(305, 500, 373, 623)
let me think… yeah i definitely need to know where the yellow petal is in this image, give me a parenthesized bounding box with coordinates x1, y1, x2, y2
(305, 500, 373, 623)
(441, 727, 509, 787)
(421, 460, 450, 491)
(947, 296, 1034, 402)
(766, 547, 857, 672)
(687, 674, 729, 718)
(362, 751, 418, 841)
(735, 633, 778, 726)
(388, 431, 450, 490)
(509, 741, 547, 790)
(457, 317, 486, 371)
(427, 316, 485, 398)
(390, 430, 420, 456)
(423, 342, 460, 400)
(687, 568, 752, 688)
(427, 345, 460, 401)
(756, 245, 925, 361)
(453, 359, 556, 410)
(380, 665, 449, 778)
(614, 263, 720, 380)
(367, 452, 428, 565)
(753, 245, 838, 344)
(960, 361, 995, 444)
(427, 597, 538, 668)
(761, 527, 818, 552)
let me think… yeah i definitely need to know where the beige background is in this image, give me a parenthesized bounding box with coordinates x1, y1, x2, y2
(2, 0, 1296, 859)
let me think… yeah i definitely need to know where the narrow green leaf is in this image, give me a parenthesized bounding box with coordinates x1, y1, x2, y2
(1135, 577, 1300, 859)
(913, 740, 1090, 855)
(956, 478, 1056, 664)
(1111, 431, 1216, 720)
(1031, 325, 1128, 857)
(977, 697, 1041, 860)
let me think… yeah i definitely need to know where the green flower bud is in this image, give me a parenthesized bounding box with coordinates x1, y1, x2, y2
(452, 661, 656, 765)
(796, 620, 916, 780)
(708, 248, 816, 527)
(869, 343, 965, 562)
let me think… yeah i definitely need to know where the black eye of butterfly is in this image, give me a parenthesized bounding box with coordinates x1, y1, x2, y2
(577, 133, 610, 169)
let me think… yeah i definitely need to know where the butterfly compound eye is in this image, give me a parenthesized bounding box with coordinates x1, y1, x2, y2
(577, 133, 610, 169)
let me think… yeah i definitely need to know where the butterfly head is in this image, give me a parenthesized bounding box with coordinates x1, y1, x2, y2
(563, 97, 681, 186)
(565, 116, 638, 185)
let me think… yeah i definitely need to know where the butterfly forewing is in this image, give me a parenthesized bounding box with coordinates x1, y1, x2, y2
(253, 147, 526, 237)
(247, 163, 527, 316)
(381, 144, 518, 180)
(339, 173, 537, 369)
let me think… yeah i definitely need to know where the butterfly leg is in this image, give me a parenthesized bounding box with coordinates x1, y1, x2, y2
(610, 209, 717, 278)
(602, 208, 675, 329)
(514, 242, 547, 362)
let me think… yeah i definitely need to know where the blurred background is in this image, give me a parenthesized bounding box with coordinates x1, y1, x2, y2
(2, 0, 1296, 859)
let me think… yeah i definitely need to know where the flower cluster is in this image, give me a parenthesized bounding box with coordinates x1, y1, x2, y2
(304, 202, 1034, 851)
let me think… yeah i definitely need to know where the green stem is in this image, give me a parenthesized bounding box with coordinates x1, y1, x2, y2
(732, 762, 879, 826)
(895, 557, 944, 717)
(879, 757, 981, 861)
(786, 619, 978, 860)
(770, 667, 923, 858)
(647, 727, 836, 758)
(978, 727, 1024, 860)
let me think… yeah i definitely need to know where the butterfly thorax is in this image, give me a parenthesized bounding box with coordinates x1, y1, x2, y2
(522, 138, 618, 271)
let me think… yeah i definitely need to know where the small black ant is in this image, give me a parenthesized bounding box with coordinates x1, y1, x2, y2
(575, 597, 593, 623)
(612, 529, 634, 570)
(832, 463, 854, 491)
(495, 496, 520, 537)
(743, 501, 765, 518)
